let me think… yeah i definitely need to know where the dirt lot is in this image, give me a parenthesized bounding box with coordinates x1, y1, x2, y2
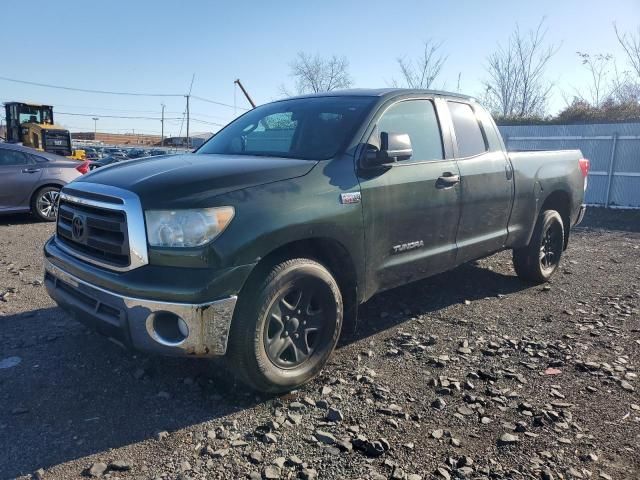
(0, 208, 638, 480)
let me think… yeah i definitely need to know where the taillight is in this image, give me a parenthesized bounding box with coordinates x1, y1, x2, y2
(578, 158, 590, 177)
(75, 161, 90, 175)
(578, 158, 590, 191)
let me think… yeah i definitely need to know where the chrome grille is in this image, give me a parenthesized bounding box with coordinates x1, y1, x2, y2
(54, 184, 149, 272)
(57, 200, 130, 267)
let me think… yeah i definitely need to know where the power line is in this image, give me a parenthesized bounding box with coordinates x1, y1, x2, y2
(189, 117, 224, 127)
(0, 76, 183, 97)
(56, 111, 183, 120)
(1, 98, 234, 121)
(192, 94, 250, 111)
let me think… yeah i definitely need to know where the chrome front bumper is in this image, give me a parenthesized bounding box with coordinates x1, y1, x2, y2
(44, 259, 237, 356)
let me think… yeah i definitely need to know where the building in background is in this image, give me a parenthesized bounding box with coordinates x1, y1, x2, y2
(71, 132, 162, 146)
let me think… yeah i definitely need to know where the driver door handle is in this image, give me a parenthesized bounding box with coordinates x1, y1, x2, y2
(436, 173, 460, 188)
(22, 168, 41, 174)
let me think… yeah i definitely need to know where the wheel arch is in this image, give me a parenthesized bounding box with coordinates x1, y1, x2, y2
(238, 237, 360, 330)
(29, 182, 64, 206)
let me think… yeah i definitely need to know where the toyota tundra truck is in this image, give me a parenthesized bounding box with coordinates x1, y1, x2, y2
(44, 89, 589, 392)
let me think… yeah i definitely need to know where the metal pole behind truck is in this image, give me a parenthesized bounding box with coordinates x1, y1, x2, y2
(186, 94, 190, 149)
(160, 104, 165, 147)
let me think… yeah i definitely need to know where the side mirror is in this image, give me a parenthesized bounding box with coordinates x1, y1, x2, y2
(362, 132, 413, 168)
(381, 132, 413, 161)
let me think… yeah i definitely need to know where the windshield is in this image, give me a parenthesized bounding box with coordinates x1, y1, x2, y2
(197, 96, 376, 160)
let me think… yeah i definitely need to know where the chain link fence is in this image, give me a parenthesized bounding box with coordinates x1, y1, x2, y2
(499, 123, 640, 208)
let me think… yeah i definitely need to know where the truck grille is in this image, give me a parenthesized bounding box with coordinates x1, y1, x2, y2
(56, 196, 131, 268)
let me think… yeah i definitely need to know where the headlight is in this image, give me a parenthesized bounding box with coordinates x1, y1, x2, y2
(145, 207, 235, 247)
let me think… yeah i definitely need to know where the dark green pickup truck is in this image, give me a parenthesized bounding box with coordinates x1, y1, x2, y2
(44, 89, 589, 392)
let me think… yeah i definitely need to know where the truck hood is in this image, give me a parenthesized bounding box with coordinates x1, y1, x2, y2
(77, 153, 318, 208)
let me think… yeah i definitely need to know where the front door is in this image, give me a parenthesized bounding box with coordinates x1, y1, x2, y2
(0, 149, 41, 210)
(358, 98, 462, 295)
(446, 101, 513, 264)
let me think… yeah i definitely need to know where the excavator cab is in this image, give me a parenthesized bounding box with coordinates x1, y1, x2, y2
(4, 102, 84, 159)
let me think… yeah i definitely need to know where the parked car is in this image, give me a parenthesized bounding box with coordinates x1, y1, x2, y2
(125, 148, 150, 159)
(0, 143, 89, 221)
(103, 148, 129, 160)
(93, 146, 107, 158)
(43, 89, 589, 392)
(81, 147, 101, 161)
(148, 149, 169, 156)
(87, 155, 127, 170)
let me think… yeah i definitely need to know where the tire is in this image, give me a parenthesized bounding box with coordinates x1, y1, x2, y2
(513, 210, 564, 283)
(227, 258, 343, 393)
(31, 186, 60, 222)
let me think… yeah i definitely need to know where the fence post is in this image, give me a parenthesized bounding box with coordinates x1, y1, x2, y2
(604, 133, 618, 208)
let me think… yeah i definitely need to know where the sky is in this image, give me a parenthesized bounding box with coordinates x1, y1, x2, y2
(1, 0, 639, 136)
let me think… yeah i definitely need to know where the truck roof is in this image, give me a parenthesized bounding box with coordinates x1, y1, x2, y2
(283, 88, 475, 102)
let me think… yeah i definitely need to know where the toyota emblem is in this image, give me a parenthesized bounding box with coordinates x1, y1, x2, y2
(72, 215, 86, 240)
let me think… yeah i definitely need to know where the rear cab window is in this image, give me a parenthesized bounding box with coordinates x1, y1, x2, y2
(448, 101, 488, 158)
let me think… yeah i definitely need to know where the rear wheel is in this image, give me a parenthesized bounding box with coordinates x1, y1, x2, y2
(227, 258, 343, 393)
(31, 186, 60, 222)
(513, 210, 564, 283)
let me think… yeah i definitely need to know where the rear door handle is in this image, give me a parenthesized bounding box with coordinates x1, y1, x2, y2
(22, 168, 41, 174)
(436, 173, 460, 188)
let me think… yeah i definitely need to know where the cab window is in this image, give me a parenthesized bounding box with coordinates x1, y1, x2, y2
(373, 99, 444, 162)
(448, 101, 488, 158)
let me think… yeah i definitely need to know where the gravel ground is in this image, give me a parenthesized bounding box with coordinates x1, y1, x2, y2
(0, 208, 638, 480)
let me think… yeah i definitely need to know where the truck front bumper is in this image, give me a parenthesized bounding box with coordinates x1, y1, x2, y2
(44, 258, 237, 356)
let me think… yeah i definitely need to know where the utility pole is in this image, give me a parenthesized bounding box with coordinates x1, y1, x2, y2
(185, 95, 190, 149)
(92, 117, 99, 138)
(160, 103, 165, 147)
(234, 79, 256, 108)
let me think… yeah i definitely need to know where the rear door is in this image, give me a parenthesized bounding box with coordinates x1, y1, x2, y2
(0, 148, 42, 210)
(358, 98, 462, 295)
(446, 101, 513, 264)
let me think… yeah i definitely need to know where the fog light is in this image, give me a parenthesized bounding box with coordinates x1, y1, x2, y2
(150, 311, 188, 346)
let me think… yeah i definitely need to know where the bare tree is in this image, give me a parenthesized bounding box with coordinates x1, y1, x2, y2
(483, 40, 522, 116)
(394, 40, 447, 89)
(575, 52, 615, 107)
(282, 52, 352, 96)
(614, 23, 640, 79)
(482, 19, 558, 117)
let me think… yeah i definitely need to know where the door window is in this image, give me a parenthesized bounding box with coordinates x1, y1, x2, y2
(0, 149, 29, 166)
(448, 101, 487, 158)
(374, 100, 444, 162)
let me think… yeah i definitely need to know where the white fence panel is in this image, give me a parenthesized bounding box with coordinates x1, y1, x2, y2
(499, 123, 640, 208)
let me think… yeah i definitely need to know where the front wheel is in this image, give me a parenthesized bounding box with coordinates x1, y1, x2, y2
(31, 186, 60, 222)
(227, 258, 343, 393)
(513, 210, 565, 283)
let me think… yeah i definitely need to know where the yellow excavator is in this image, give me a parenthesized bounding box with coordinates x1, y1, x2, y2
(3, 102, 85, 160)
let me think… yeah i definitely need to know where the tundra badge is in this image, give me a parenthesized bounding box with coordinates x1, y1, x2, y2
(392, 240, 424, 253)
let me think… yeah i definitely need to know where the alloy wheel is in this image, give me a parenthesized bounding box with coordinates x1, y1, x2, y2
(263, 280, 334, 369)
(37, 190, 60, 220)
(539, 222, 562, 270)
